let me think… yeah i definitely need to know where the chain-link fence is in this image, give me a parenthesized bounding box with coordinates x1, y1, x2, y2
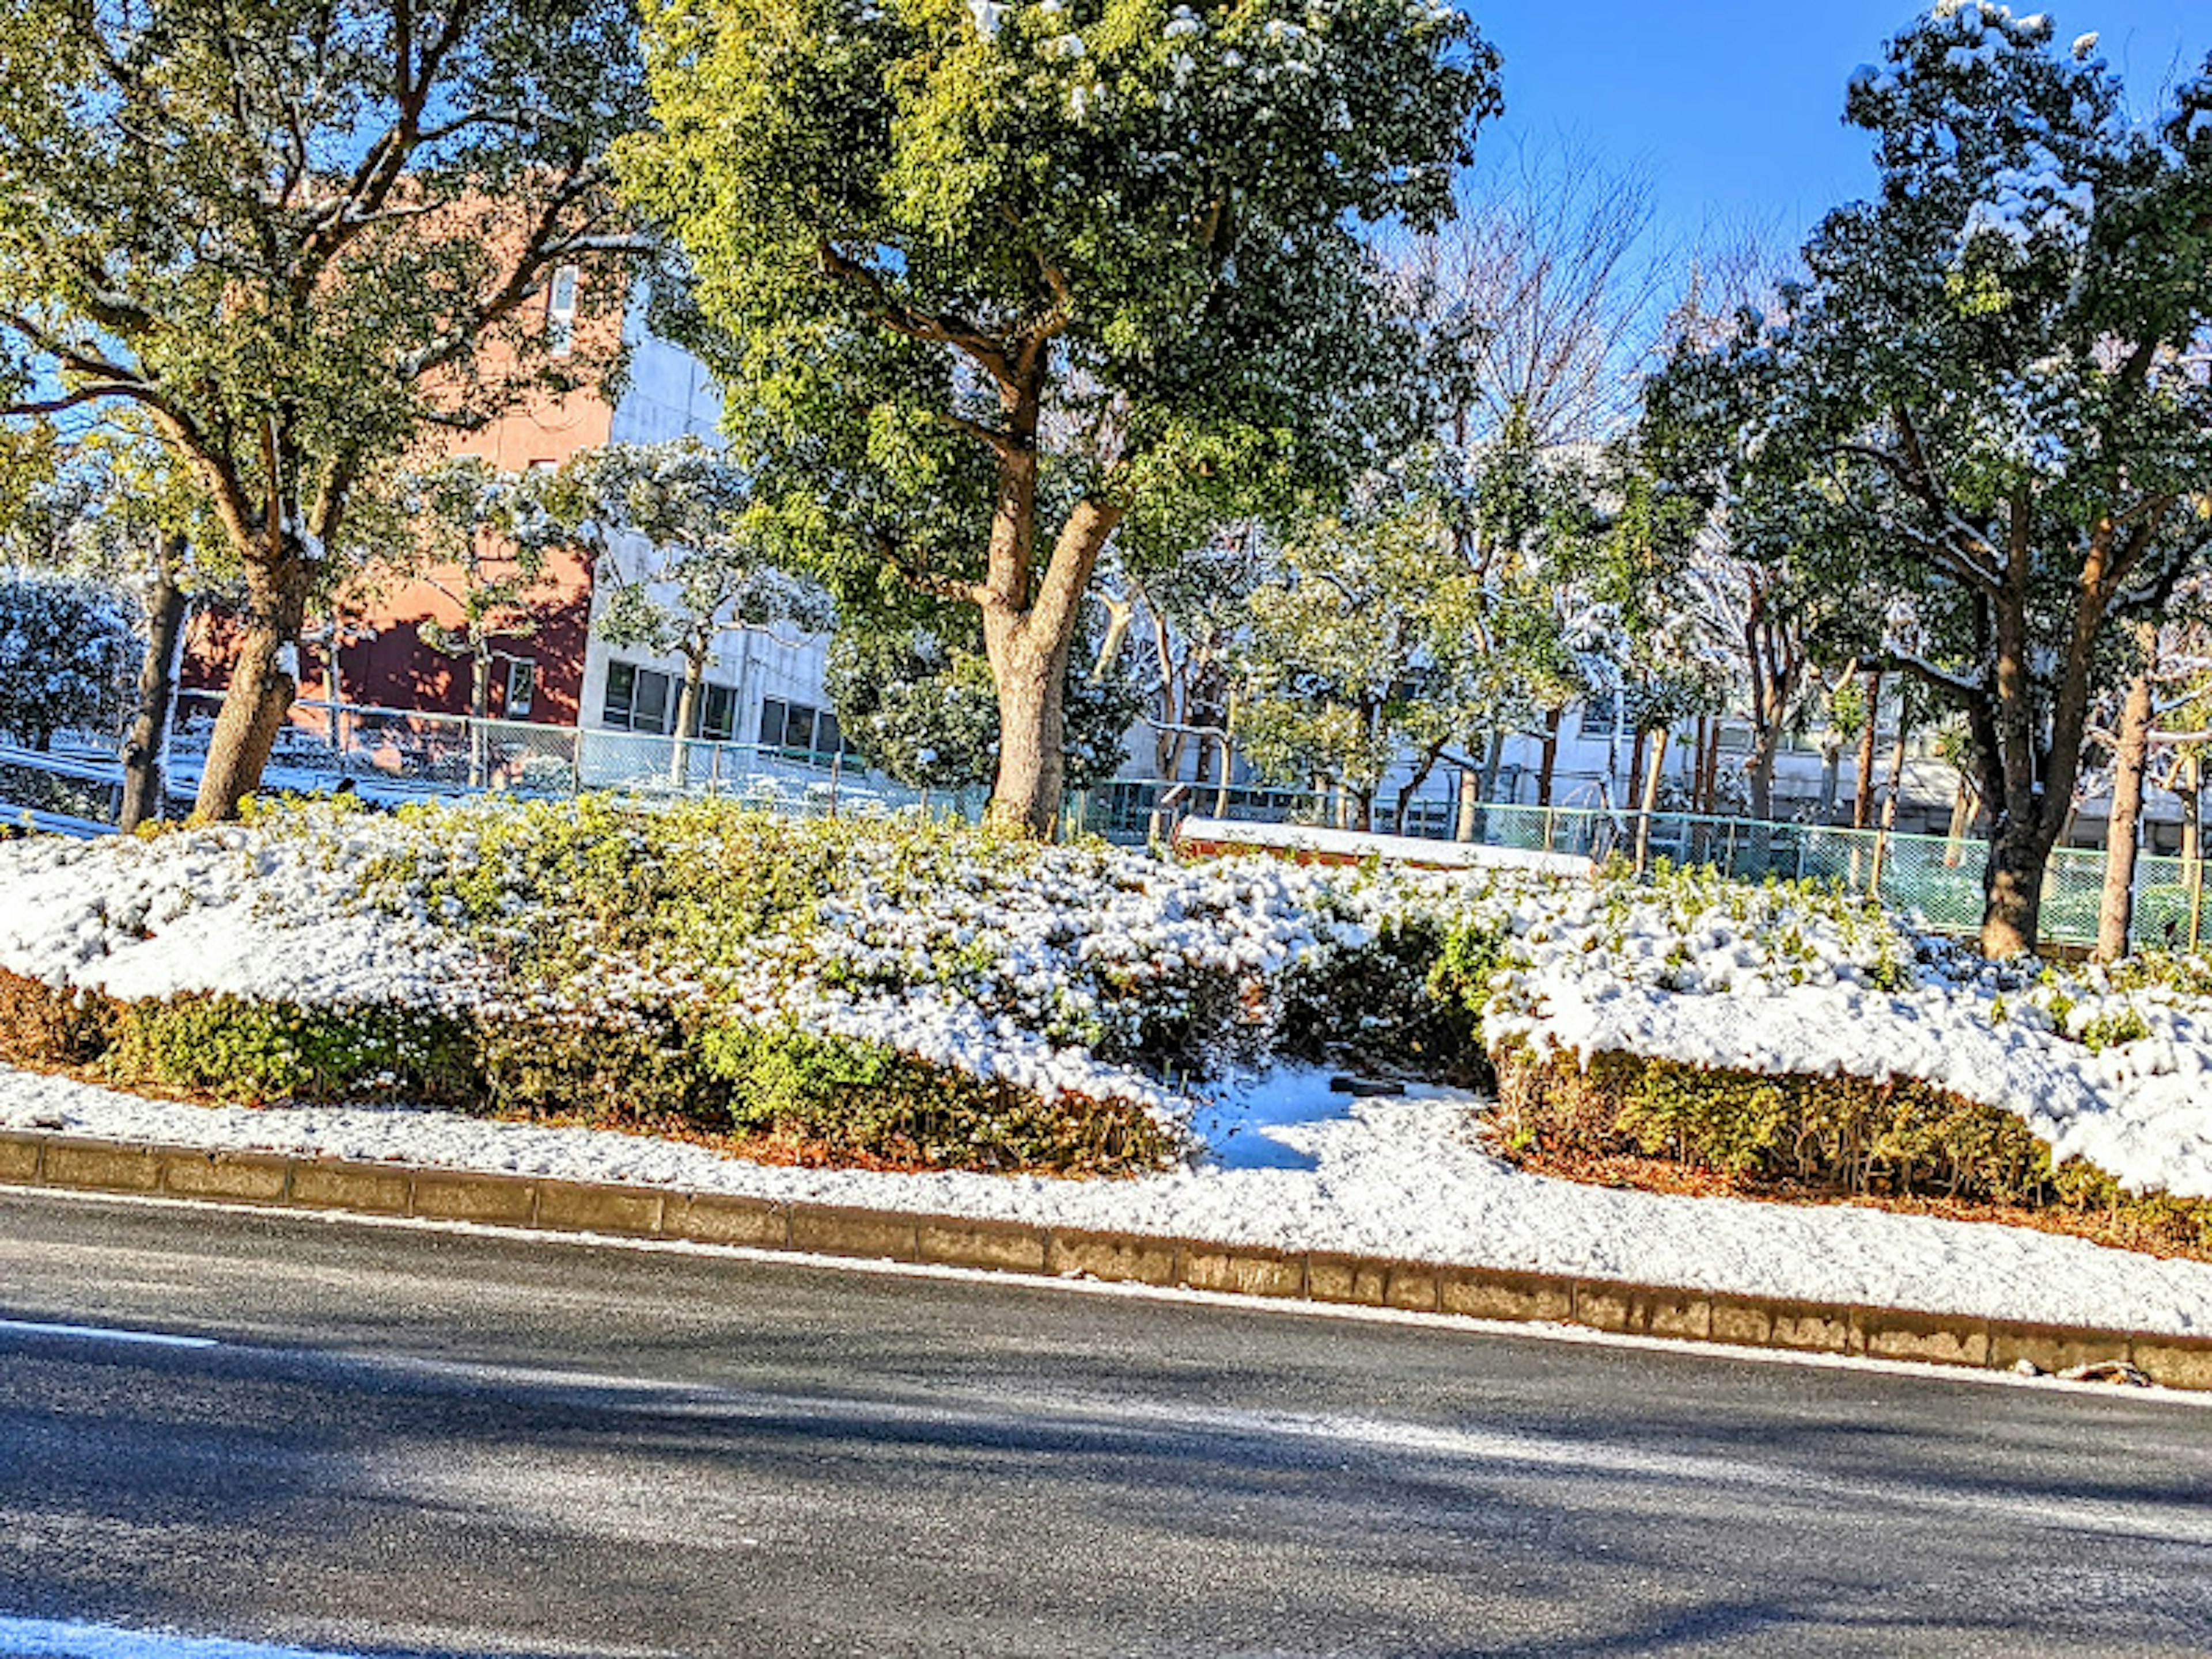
(165, 691, 991, 823)
(33, 691, 2212, 953)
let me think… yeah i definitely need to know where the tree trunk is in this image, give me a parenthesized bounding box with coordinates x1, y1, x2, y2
(192, 552, 311, 821)
(2181, 755, 2203, 953)
(1456, 767, 1479, 842)
(987, 626, 1073, 838)
(1982, 816, 2058, 959)
(1634, 727, 1669, 873)
(1393, 746, 1442, 836)
(467, 648, 493, 788)
(119, 541, 188, 833)
(1537, 706, 1562, 807)
(1478, 728, 1505, 811)
(670, 650, 705, 789)
(1944, 779, 1975, 869)
(980, 454, 1120, 834)
(1626, 728, 1646, 814)
(2093, 653, 2156, 963)
(1853, 669, 1882, 829)
(1745, 719, 1781, 821)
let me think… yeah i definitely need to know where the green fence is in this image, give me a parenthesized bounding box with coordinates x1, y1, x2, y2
(1421, 801, 2208, 955)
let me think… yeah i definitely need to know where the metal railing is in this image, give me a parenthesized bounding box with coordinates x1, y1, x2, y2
(165, 691, 993, 823)
(22, 691, 2205, 954)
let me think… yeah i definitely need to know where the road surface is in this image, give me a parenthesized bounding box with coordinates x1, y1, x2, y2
(1, 1187, 2209, 1657)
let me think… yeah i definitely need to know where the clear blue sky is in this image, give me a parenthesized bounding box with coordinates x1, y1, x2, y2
(1464, 1, 2206, 254)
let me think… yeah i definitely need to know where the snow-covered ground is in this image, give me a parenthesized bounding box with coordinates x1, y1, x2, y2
(6, 802, 2212, 1343)
(6, 1061, 2211, 1338)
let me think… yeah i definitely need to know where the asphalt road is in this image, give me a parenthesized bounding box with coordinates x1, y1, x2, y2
(1, 1188, 2209, 1658)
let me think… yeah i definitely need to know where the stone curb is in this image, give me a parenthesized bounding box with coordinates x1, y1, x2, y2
(5, 1126, 2208, 1391)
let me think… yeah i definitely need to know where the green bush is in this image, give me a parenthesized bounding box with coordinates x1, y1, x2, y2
(101, 995, 479, 1105)
(699, 1020, 1175, 1173)
(1494, 1044, 2212, 1256)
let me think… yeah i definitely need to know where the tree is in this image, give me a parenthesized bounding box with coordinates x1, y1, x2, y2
(1, 425, 209, 826)
(1406, 134, 1663, 454)
(0, 573, 138, 753)
(1117, 526, 1274, 786)
(1229, 465, 1589, 833)
(1691, 7, 2212, 955)
(399, 460, 556, 717)
(620, 0, 1500, 834)
(0, 0, 650, 819)
(825, 609, 1142, 794)
(521, 438, 831, 775)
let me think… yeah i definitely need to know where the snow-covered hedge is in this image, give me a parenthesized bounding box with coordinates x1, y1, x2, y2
(3, 800, 2211, 1215)
(0, 799, 1528, 1171)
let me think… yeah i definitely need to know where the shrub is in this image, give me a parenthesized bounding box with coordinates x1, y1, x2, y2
(101, 995, 479, 1105)
(0, 968, 115, 1064)
(700, 1021, 1175, 1173)
(1493, 1044, 2212, 1256)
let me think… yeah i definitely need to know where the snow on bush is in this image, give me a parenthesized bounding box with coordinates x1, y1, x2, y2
(3, 800, 2212, 1198)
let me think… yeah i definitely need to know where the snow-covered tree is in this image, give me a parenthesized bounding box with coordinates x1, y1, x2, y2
(0, 573, 137, 752)
(825, 609, 1141, 794)
(1686, 6, 2212, 955)
(396, 460, 558, 724)
(619, 0, 1500, 835)
(522, 439, 830, 764)
(1, 427, 215, 826)
(0, 0, 650, 819)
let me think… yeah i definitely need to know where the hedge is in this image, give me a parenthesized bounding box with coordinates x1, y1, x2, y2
(1492, 1041, 2212, 1258)
(0, 968, 1175, 1176)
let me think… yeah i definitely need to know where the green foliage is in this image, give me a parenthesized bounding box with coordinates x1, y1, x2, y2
(0, 573, 138, 750)
(1234, 430, 1626, 809)
(1652, 5, 2212, 943)
(699, 1020, 1173, 1171)
(516, 439, 831, 680)
(1274, 907, 1494, 1082)
(0, 0, 650, 808)
(103, 996, 479, 1105)
(620, 0, 1499, 820)
(388, 459, 560, 713)
(1498, 1046, 2212, 1254)
(826, 609, 1142, 791)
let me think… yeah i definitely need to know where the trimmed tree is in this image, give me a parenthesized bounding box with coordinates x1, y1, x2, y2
(519, 439, 832, 777)
(0, 0, 650, 819)
(619, 0, 1499, 833)
(1688, 6, 2212, 955)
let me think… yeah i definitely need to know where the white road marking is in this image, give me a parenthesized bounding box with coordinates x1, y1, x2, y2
(0, 1614, 357, 1658)
(0, 1316, 217, 1351)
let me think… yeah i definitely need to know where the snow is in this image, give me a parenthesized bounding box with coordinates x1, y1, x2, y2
(0, 1614, 362, 1659)
(0, 816, 491, 1010)
(8, 801, 2212, 1324)
(7, 1062, 2211, 1338)
(1172, 814, 1592, 877)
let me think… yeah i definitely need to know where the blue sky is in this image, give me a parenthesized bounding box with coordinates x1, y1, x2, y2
(1463, 1, 2206, 255)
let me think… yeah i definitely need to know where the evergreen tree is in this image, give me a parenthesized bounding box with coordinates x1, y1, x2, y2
(618, 0, 1499, 833)
(1673, 5, 2212, 954)
(0, 0, 651, 817)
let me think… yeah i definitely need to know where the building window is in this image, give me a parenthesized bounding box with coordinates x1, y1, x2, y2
(757, 696, 858, 759)
(601, 661, 673, 734)
(698, 681, 737, 742)
(759, 696, 808, 753)
(1578, 691, 1619, 738)
(506, 659, 536, 719)
(546, 265, 579, 358)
